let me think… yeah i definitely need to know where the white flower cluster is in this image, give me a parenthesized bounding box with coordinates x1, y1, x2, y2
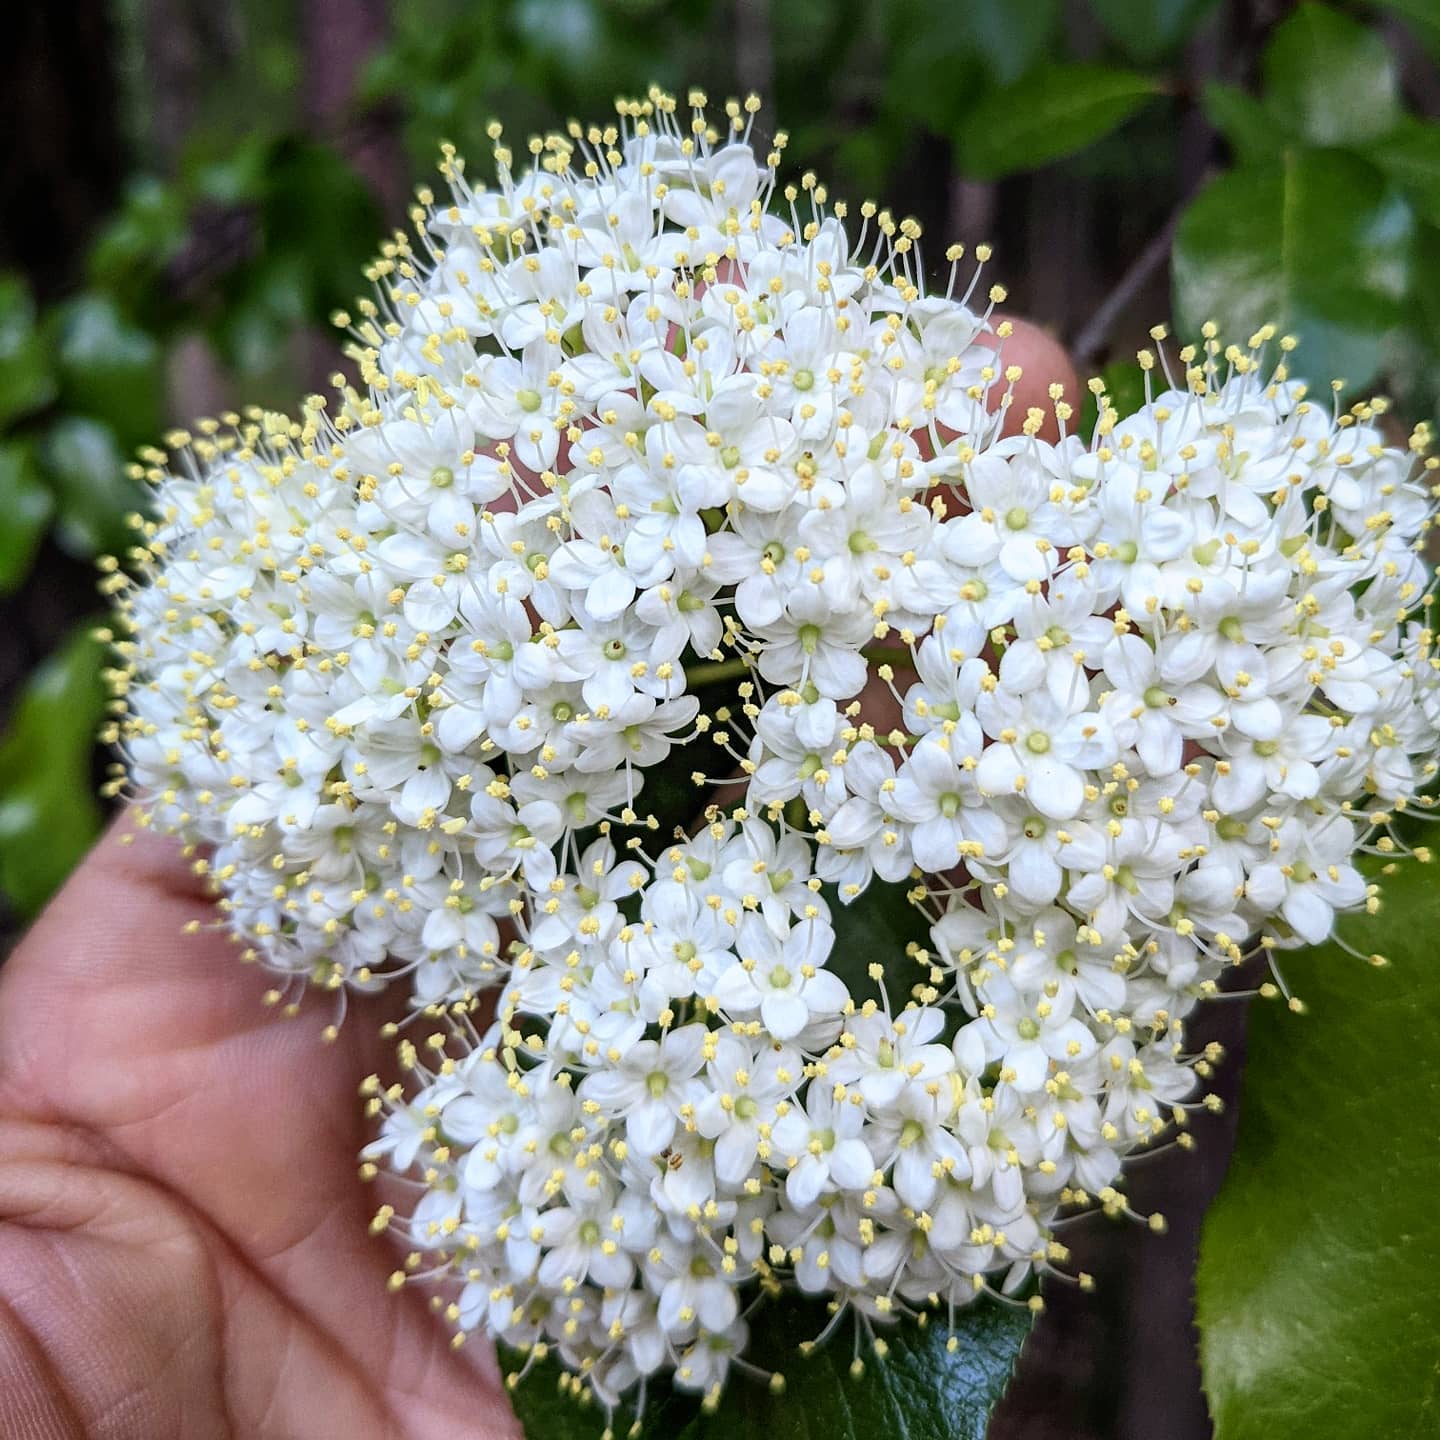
(110, 89, 1439, 1410)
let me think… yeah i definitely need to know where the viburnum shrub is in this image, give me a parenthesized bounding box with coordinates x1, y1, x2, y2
(104, 88, 1439, 1419)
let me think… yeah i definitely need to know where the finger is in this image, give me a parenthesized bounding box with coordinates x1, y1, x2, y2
(0, 810, 391, 1243)
(857, 319, 1079, 735)
(0, 811, 248, 1107)
(8, 811, 221, 981)
(981, 314, 1081, 443)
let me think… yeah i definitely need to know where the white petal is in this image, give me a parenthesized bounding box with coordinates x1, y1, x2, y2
(626, 1097, 676, 1156)
(828, 1137, 875, 1190)
(785, 1154, 827, 1208)
(760, 990, 809, 1040)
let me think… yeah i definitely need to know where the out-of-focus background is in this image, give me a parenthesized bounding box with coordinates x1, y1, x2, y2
(1, 1, 1436, 1433)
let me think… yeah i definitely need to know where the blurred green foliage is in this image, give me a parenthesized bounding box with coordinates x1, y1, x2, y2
(1175, 3, 1440, 400)
(1, 0, 1438, 932)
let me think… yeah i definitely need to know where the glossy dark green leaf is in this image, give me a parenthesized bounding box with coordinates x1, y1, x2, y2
(1172, 151, 1415, 392)
(0, 628, 107, 916)
(1087, 0, 1218, 63)
(825, 874, 934, 1004)
(1196, 856, 1440, 1440)
(38, 416, 144, 560)
(0, 274, 56, 427)
(51, 294, 162, 447)
(1262, 3, 1400, 147)
(0, 443, 53, 594)
(506, 1292, 1033, 1440)
(1362, 117, 1440, 228)
(954, 65, 1159, 181)
(1201, 82, 1288, 165)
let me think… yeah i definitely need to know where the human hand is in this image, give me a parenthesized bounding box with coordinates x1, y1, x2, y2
(0, 321, 1076, 1440)
(0, 813, 523, 1439)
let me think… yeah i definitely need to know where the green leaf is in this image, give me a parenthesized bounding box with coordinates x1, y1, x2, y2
(186, 131, 276, 206)
(1079, 358, 1150, 440)
(1411, 227, 1440, 364)
(38, 416, 144, 559)
(944, 0, 1061, 87)
(505, 1292, 1033, 1440)
(1202, 82, 1289, 165)
(826, 875, 934, 1004)
(0, 443, 53, 593)
(259, 139, 382, 316)
(1087, 0, 1218, 63)
(0, 274, 56, 427)
(1196, 855, 1440, 1440)
(1362, 117, 1440, 228)
(954, 65, 1159, 181)
(1262, 3, 1400, 147)
(888, 0, 1061, 132)
(51, 294, 162, 447)
(86, 176, 189, 297)
(0, 628, 107, 916)
(1376, 0, 1440, 61)
(1172, 150, 1415, 392)
(212, 254, 313, 378)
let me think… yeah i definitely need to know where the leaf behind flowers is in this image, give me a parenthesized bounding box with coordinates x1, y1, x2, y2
(504, 1293, 1033, 1440)
(1196, 857, 1440, 1440)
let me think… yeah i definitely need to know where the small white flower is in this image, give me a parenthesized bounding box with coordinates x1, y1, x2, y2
(712, 914, 848, 1042)
(579, 1024, 710, 1157)
(769, 1082, 875, 1208)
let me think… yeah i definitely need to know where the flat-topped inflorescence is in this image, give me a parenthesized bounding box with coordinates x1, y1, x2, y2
(105, 86, 1440, 1416)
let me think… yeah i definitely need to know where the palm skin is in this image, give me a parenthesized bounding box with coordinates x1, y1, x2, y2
(0, 324, 1074, 1440)
(0, 817, 521, 1439)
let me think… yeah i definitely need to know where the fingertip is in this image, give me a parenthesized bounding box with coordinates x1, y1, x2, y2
(982, 316, 1080, 442)
(84, 808, 217, 902)
(11, 808, 219, 977)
